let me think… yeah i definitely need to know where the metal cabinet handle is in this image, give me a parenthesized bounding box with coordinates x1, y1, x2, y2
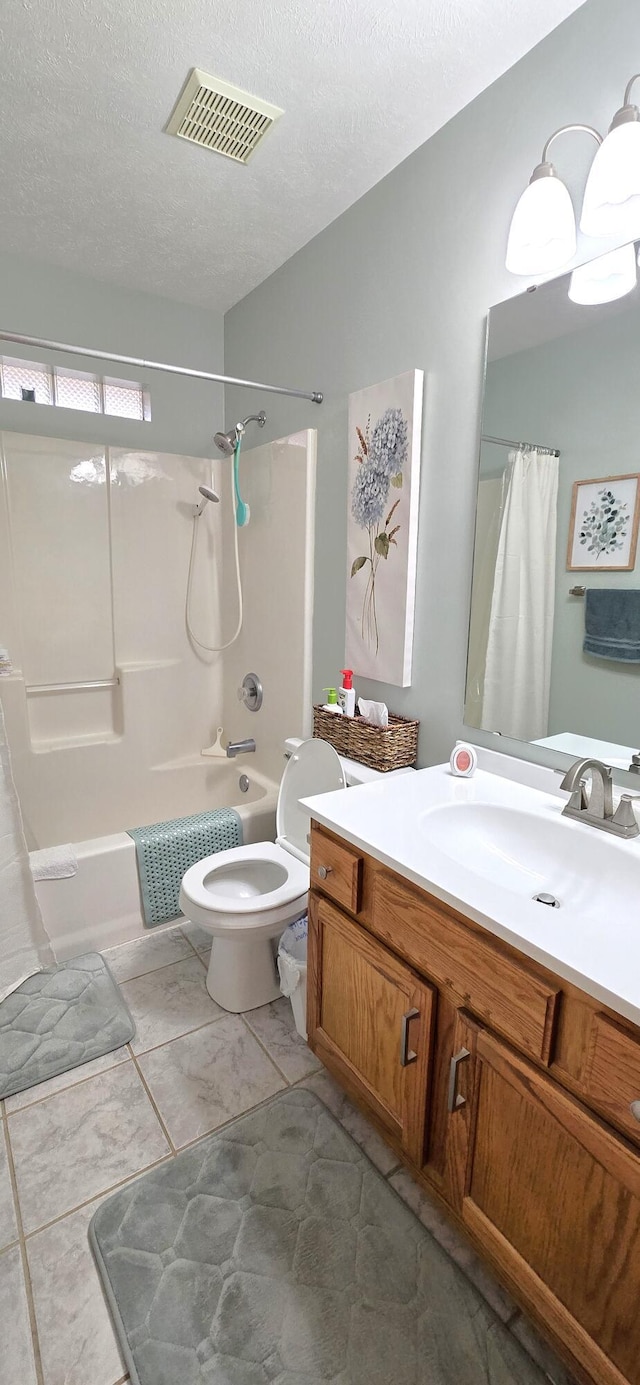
(447, 1047, 471, 1112)
(630, 1100, 640, 1122)
(400, 1008, 420, 1067)
(317, 865, 332, 880)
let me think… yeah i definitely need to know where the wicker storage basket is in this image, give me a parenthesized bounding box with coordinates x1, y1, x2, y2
(312, 705, 419, 772)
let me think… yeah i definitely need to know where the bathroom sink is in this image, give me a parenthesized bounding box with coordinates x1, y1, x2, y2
(303, 761, 640, 1025)
(419, 799, 638, 921)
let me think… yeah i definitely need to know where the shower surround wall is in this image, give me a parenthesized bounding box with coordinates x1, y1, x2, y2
(0, 248, 231, 845)
(0, 433, 225, 846)
(221, 430, 316, 785)
(0, 427, 316, 856)
(0, 255, 316, 856)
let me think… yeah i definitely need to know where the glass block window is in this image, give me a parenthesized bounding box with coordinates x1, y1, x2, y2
(104, 378, 151, 420)
(0, 357, 150, 421)
(54, 370, 101, 412)
(1, 360, 53, 405)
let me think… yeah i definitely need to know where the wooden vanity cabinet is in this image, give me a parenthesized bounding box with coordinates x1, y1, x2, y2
(465, 1031, 640, 1385)
(307, 893, 436, 1165)
(308, 822, 640, 1385)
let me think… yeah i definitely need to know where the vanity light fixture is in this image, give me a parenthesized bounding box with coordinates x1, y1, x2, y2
(580, 75, 640, 238)
(505, 125, 602, 276)
(568, 241, 637, 304)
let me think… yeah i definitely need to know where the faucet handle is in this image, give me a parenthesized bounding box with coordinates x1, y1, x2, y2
(237, 673, 263, 711)
(612, 795, 639, 830)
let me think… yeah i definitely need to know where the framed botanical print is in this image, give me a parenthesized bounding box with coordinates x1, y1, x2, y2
(345, 369, 424, 686)
(567, 473, 640, 571)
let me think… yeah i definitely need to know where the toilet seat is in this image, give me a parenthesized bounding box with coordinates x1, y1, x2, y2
(180, 840, 309, 935)
(180, 738, 346, 934)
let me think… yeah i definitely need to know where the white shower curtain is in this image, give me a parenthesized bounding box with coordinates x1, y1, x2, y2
(465, 476, 503, 729)
(0, 701, 53, 1001)
(481, 448, 559, 742)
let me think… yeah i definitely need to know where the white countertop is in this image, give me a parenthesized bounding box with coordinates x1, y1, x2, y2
(303, 764, 640, 1028)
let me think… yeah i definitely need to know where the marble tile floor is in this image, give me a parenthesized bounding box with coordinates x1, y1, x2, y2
(0, 921, 574, 1385)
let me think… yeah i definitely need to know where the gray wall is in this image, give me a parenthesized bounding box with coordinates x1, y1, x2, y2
(224, 0, 638, 769)
(0, 251, 224, 455)
(482, 309, 640, 749)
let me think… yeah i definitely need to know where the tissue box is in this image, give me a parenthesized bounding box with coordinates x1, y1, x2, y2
(312, 705, 419, 772)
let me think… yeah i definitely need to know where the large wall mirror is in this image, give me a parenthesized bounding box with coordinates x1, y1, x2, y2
(465, 241, 640, 774)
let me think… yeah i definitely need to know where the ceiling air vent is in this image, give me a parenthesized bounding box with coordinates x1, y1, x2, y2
(166, 69, 283, 165)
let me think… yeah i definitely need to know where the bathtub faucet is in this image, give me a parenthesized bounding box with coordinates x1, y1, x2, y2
(226, 738, 256, 758)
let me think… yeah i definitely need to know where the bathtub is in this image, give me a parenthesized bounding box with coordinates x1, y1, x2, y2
(33, 760, 278, 959)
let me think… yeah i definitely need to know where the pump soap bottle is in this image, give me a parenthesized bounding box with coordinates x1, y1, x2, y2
(338, 669, 356, 718)
(321, 688, 343, 714)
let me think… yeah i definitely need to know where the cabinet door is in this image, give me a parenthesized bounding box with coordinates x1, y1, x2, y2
(423, 1005, 479, 1211)
(461, 1029, 640, 1385)
(308, 893, 435, 1165)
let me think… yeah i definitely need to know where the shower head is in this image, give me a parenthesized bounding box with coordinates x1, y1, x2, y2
(214, 430, 236, 456)
(214, 410, 267, 455)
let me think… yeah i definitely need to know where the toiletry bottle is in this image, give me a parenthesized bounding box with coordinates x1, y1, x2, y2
(338, 669, 356, 718)
(322, 688, 343, 714)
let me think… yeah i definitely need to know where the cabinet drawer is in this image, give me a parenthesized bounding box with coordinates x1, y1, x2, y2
(372, 872, 559, 1063)
(310, 827, 363, 914)
(585, 1013, 640, 1146)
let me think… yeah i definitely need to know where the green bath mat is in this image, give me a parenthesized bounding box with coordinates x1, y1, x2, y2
(128, 808, 243, 927)
(90, 1088, 547, 1385)
(0, 953, 135, 1100)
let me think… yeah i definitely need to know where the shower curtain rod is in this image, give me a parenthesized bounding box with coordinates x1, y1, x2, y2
(481, 433, 559, 458)
(0, 330, 323, 405)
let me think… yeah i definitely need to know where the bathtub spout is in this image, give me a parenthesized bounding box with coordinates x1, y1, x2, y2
(226, 738, 256, 758)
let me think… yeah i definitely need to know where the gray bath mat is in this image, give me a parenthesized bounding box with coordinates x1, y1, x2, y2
(90, 1088, 546, 1385)
(0, 953, 135, 1100)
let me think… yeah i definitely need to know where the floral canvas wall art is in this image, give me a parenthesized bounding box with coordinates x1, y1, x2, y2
(567, 473, 640, 571)
(345, 369, 424, 686)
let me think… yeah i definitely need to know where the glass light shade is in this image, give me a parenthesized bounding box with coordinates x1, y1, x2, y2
(568, 242, 637, 304)
(506, 174, 576, 275)
(580, 120, 640, 238)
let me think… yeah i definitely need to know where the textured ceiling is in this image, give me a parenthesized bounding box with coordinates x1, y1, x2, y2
(0, 0, 585, 312)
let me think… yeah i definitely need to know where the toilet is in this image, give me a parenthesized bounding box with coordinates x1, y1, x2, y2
(179, 738, 346, 1012)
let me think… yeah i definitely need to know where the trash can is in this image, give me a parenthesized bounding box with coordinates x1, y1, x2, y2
(277, 915, 308, 1040)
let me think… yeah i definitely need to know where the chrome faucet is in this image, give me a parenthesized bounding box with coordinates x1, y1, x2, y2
(226, 738, 256, 758)
(559, 758, 639, 838)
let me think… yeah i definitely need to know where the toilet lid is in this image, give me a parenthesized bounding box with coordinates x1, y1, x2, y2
(276, 738, 346, 861)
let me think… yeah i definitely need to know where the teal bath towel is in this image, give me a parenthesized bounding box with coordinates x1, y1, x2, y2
(584, 588, 640, 662)
(127, 808, 243, 927)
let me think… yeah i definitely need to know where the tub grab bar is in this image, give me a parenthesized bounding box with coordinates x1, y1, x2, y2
(25, 677, 120, 695)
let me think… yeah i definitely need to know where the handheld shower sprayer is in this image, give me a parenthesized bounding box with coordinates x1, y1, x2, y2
(186, 408, 266, 654)
(194, 484, 220, 518)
